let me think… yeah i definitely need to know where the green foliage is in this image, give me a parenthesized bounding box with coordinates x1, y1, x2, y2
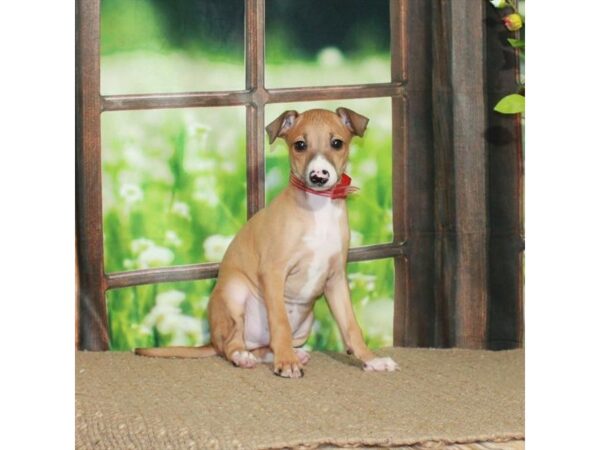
(507, 38, 525, 49)
(100, 0, 168, 55)
(491, 0, 525, 116)
(494, 94, 525, 114)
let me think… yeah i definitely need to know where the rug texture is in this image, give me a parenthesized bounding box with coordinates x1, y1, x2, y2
(76, 347, 524, 449)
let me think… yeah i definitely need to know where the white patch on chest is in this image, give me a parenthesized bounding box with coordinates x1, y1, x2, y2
(297, 196, 343, 300)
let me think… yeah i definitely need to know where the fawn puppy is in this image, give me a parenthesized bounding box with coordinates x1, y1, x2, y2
(136, 108, 398, 378)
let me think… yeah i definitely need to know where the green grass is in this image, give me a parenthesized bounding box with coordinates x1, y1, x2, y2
(101, 48, 395, 352)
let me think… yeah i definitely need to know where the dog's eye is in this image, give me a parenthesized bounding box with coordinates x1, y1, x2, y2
(331, 139, 343, 149)
(293, 141, 307, 152)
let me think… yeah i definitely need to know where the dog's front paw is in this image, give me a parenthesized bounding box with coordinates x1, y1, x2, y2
(363, 356, 398, 372)
(273, 350, 304, 379)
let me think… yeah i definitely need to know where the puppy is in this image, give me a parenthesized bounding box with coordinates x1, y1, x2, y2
(136, 108, 398, 378)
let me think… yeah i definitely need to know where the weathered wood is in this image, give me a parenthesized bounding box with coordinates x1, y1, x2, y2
(431, 0, 455, 348)
(485, 0, 524, 349)
(76, 0, 109, 350)
(102, 90, 252, 111)
(245, 0, 266, 217)
(105, 243, 406, 289)
(269, 82, 404, 104)
(392, 0, 437, 347)
(101, 83, 405, 112)
(449, 0, 489, 349)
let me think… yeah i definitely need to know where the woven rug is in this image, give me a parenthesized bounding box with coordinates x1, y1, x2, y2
(76, 348, 524, 449)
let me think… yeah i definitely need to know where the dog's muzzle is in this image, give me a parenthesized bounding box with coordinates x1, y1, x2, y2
(309, 169, 330, 186)
(305, 154, 338, 189)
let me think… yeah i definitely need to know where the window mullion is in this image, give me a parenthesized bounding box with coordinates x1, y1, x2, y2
(245, 0, 266, 218)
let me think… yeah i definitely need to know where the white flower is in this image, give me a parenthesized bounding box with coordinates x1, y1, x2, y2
(358, 160, 378, 178)
(185, 120, 211, 138)
(130, 238, 155, 255)
(123, 145, 146, 168)
(360, 298, 394, 344)
(165, 230, 182, 247)
(266, 167, 284, 189)
(172, 201, 191, 220)
(139, 290, 205, 345)
(317, 47, 344, 67)
(138, 245, 174, 268)
(203, 234, 234, 261)
(348, 272, 377, 291)
(221, 161, 237, 174)
(156, 290, 186, 307)
(193, 176, 219, 206)
(119, 183, 143, 204)
(186, 156, 216, 173)
(350, 230, 364, 247)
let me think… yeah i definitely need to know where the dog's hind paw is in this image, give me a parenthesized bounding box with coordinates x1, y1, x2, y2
(363, 356, 398, 372)
(294, 348, 311, 365)
(231, 350, 257, 369)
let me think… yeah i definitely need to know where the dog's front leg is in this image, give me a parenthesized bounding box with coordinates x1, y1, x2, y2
(324, 270, 398, 371)
(259, 267, 303, 378)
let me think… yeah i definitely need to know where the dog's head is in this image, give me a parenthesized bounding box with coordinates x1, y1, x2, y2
(266, 108, 369, 190)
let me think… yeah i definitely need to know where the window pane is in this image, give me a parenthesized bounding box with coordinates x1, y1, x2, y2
(107, 280, 214, 350)
(102, 107, 246, 272)
(101, 0, 245, 94)
(107, 259, 395, 352)
(265, 0, 390, 88)
(265, 98, 393, 246)
(308, 258, 395, 352)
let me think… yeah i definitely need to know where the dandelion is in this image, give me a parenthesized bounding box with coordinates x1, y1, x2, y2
(266, 167, 284, 190)
(358, 160, 378, 178)
(317, 47, 344, 67)
(193, 176, 219, 206)
(185, 120, 211, 138)
(140, 290, 205, 345)
(503, 13, 523, 31)
(203, 234, 234, 262)
(347, 272, 377, 291)
(138, 245, 175, 268)
(130, 238, 154, 255)
(165, 230, 182, 247)
(130, 238, 155, 255)
(220, 160, 237, 174)
(156, 290, 186, 308)
(171, 201, 191, 220)
(350, 230, 364, 247)
(360, 298, 394, 344)
(119, 183, 143, 204)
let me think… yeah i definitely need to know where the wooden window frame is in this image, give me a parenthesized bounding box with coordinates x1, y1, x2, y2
(77, 0, 523, 351)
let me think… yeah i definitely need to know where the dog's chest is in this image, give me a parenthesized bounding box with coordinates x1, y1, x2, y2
(285, 197, 344, 303)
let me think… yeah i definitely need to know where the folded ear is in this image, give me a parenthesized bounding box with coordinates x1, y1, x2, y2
(266, 110, 299, 144)
(336, 107, 369, 137)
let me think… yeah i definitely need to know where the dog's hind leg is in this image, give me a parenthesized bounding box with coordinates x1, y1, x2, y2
(209, 278, 257, 369)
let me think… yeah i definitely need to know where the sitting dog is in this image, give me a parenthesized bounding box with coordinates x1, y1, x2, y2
(136, 107, 398, 378)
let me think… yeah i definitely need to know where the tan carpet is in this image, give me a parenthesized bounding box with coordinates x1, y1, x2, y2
(76, 348, 524, 449)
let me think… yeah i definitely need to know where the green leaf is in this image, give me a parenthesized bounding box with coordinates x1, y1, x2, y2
(494, 94, 525, 114)
(507, 38, 525, 49)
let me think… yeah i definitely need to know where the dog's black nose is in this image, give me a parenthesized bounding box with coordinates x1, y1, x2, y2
(309, 170, 330, 186)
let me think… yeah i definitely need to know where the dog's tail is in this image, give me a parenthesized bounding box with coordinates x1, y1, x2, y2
(134, 344, 217, 359)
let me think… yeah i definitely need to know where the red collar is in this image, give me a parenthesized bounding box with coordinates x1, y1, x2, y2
(289, 172, 359, 200)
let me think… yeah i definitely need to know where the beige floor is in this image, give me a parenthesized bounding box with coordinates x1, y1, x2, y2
(76, 347, 524, 449)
